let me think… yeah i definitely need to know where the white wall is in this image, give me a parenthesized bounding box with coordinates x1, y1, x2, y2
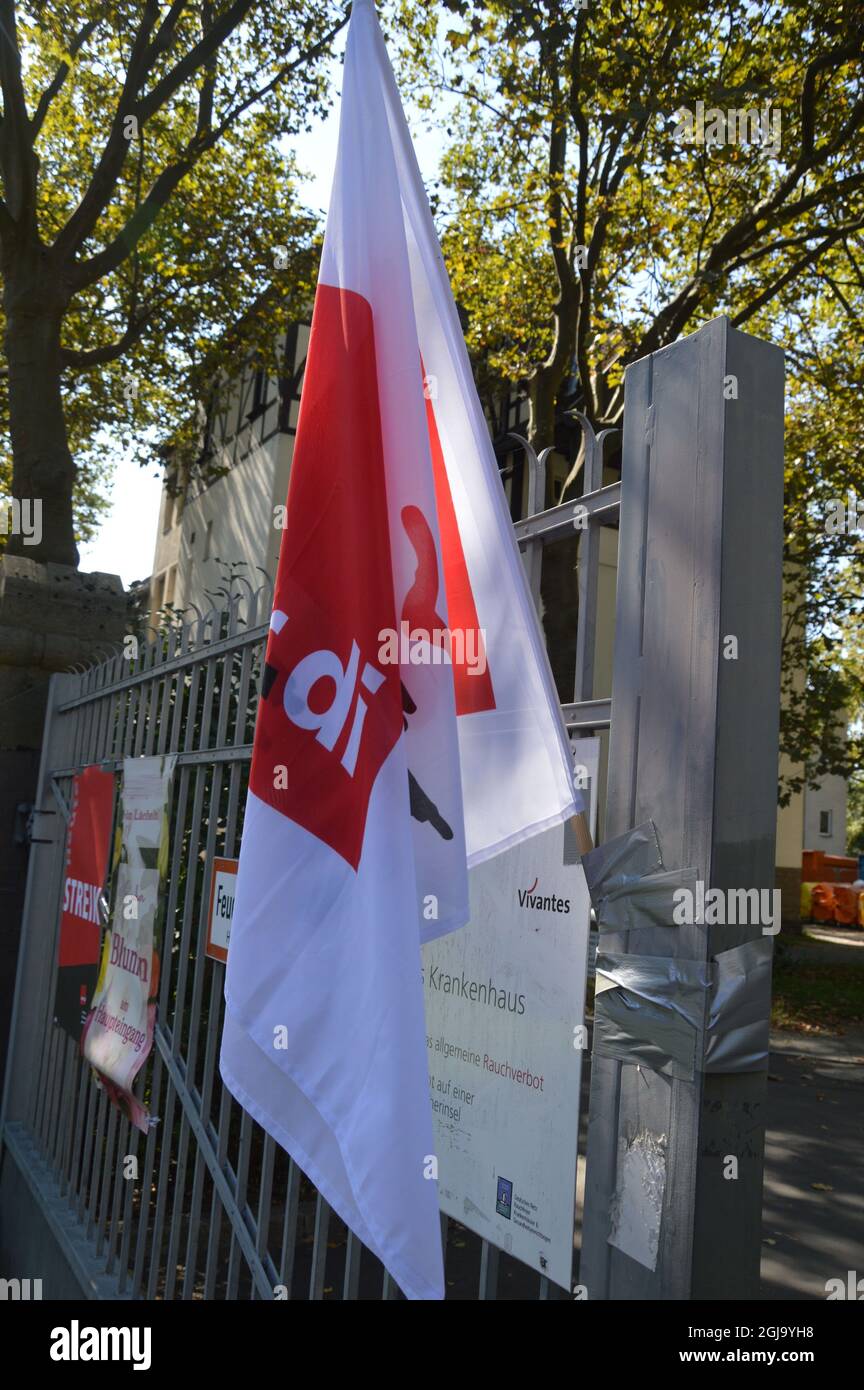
(803, 774, 848, 855)
(176, 431, 281, 618)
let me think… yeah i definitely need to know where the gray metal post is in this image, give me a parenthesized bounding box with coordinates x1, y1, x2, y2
(580, 316, 784, 1299)
(1, 670, 78, 1135)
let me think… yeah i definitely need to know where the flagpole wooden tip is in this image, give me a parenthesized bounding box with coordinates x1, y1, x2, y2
(570, 811, 594, 856)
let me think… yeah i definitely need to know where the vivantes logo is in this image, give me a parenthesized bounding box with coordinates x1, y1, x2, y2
(50, 1320, 151, 1370)
(517, 878, 571, 914)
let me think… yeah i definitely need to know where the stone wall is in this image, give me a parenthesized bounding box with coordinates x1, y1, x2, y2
(0, 556, 127, 1087)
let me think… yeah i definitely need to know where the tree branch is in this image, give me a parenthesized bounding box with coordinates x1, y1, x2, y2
(60, 304, 158, 369)
(0, 0, 36, 225)
(52, 1, 180, 261)
(730, 224, 860, 327)
(30, 16, 102, 139)
(70, 12, 349, 290)
(727, 220, 864, 271)
(627, 38, 864, 361)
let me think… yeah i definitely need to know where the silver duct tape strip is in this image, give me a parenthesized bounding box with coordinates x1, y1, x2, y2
(704, 937, 773, 1073)
(581, 821, 663, 902)
(594, 939, 774, 1077)
(608, 1129, 668, 1272)
(595, 952, 711, 1080)
(593, 866, 698, 933)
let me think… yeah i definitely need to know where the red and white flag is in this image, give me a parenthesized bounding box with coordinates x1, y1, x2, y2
(220, 0, 581, 1300)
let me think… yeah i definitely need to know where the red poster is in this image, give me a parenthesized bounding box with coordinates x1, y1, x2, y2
(54, 765, 115, 1040)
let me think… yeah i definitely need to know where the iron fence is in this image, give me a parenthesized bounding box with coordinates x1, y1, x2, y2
(1, 421, 620, 1299)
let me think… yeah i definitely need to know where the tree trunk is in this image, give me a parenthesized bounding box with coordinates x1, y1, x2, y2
(3, 249, 78, 566)
(529, 363, 581, 701)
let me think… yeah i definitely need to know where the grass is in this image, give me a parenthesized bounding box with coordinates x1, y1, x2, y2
(771, 958, 864, 1035)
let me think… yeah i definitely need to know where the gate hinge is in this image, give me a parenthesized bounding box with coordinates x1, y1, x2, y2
(13, 803, 56, 847)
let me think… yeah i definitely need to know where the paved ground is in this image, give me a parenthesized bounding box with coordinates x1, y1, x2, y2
(761, 1026, 864, 1299)
(782, 922, 864, 964)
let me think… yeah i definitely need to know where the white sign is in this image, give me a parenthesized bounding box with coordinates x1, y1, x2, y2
(82, 754, 176, 1132)
(207, 858, 238, 963)
(422, 821, 591, 1290)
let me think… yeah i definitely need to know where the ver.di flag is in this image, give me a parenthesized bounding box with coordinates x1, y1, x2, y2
(219, 0, 582, 1300)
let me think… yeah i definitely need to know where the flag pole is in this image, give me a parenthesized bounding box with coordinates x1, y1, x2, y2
(571, 810, 593, 856)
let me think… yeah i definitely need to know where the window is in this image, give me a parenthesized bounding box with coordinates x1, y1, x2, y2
(819, 810, 833, 837)
(247, 366, 268, 420)
(151, 572, 165, 625)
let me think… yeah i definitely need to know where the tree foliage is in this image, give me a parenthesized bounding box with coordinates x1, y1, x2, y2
(0, 0, 345, 556)
(394, 0, 864, 794)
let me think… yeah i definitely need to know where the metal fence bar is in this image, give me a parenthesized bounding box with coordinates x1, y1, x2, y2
(309, 1194, 331, 1300)
(573, 418, 612, 705)
(203, 1085, 234, 1300)
(116, 1125, 141, 1294)
(343, 1230, 362, 1300)
(161, 649, 217, 1299)
(105, 1115, 131, 1274)
(66, 1059, 90, 1200)
(177, 754, 226, 1294)
(478, 1239, 499, 1299)
(56, 623, 268, 713)
(75, 1073, 100, 1226)
(55, 1035, 78, 1187)
(146, 1068, 179, 1299)
(277, 1158, 302, 1299)
(34, 1024, 59, 1150)
(131, 1051, 166, 1298)
(84, 1087, 109, 1238)
(49, 1032, 73, 1172)
(94, 1102, 119, 1257)
(225, 1107, 255, 1298)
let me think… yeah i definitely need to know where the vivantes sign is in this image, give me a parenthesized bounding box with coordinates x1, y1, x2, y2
(422, 819, 591, 1290)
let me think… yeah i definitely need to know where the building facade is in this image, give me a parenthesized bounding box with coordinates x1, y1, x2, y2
(149, 323, 310, 631)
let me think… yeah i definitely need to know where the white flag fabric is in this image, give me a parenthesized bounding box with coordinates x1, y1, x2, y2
(220, 0, 581, 1301)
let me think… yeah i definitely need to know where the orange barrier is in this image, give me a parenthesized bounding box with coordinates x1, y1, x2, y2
(804, 881, 864, 927)
(833, 884, 860, 927)
(802, 851, 858, 885)
(810, 882, 836, 923)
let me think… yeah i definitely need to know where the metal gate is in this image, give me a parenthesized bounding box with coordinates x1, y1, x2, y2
(0, 415, 620, 1301)
(1, 314, 785, 1301)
